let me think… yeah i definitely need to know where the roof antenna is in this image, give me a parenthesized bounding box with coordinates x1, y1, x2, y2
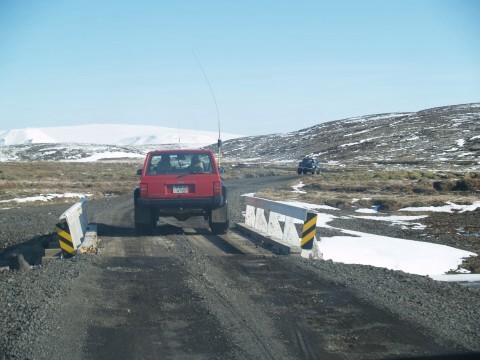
(192, 51, 222, 167)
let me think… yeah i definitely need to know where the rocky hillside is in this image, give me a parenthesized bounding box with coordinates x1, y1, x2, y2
(214, 103, 480, 170)
(1, 103, 479, 170)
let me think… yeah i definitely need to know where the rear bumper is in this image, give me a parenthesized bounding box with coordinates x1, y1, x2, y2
(137, 196, 223, 209)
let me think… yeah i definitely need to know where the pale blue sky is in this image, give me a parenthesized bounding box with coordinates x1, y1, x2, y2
(0, 0, 479, 135)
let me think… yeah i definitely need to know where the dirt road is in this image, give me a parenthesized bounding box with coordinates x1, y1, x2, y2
(2, 176, 479, 359)
(39, 196, 467, 359)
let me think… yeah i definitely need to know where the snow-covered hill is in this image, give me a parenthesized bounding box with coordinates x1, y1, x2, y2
(0, 124, 240, 147)
(0, 128, 57, 145)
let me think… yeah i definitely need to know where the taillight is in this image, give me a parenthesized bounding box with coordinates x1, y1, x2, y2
(213, 181, 222, 196)
(140, 182, 148, 197)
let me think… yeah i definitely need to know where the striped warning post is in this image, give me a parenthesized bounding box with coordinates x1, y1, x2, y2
(301, 212, 317, 250)
(56, 220, 75, 256)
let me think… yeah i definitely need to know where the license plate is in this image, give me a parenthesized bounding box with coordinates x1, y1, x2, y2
(173, 185, 189, 194)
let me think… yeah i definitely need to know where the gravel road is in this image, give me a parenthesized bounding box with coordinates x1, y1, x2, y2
(1, 176, 479, 359)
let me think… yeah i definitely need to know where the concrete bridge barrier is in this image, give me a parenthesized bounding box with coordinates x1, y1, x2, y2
(55, 197, 97, 256)
(236, 196, 322, 259)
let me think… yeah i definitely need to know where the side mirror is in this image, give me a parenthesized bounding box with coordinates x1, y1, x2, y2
(137, 169, 142, 176)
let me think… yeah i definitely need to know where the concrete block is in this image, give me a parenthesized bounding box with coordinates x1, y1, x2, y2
(235, 222, 301, 255)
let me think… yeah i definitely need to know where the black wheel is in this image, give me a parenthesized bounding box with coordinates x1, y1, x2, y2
(209, 200, 229, 235)
(297, 168, 302, 175)
(302, 169, 307, 174)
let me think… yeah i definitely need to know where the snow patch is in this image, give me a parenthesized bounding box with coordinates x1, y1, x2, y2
(400, 201, 480, 213)
(0, 193, 92, 204)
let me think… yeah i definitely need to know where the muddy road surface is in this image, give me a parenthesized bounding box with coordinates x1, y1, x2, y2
(57, 224, 444, 358)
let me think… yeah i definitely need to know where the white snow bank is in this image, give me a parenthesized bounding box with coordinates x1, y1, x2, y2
(70, 152, 145, 162)
(291, 182, 306, 194)
(0, 193, 92, 204)
(352, 215, 428, 229)
(286, 200, 476, 277)
(400, 201, 480, 213)
(319, 228, 475, 276)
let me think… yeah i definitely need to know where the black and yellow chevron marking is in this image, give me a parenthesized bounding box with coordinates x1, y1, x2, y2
(301, 212, 317, 249)
(56, 221, 75, 256)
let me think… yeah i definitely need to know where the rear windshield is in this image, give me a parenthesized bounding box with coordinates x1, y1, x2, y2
(146, 152, 215, 175)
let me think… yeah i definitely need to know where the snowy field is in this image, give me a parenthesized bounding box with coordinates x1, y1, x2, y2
(247, 182, 480, 284)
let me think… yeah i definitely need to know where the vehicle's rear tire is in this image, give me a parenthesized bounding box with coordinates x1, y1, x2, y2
(297, 168, 302, 175)
(209, 203, 229, 235)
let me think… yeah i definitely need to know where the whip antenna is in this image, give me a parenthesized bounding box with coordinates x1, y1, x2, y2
(192, 51, 222, 167)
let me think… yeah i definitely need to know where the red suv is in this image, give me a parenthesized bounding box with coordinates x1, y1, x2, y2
(134, 149, 229, 234)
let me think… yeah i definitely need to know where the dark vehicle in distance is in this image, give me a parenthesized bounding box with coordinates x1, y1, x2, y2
(134, 149, 229, 234)
(297, 157, 320, 175)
